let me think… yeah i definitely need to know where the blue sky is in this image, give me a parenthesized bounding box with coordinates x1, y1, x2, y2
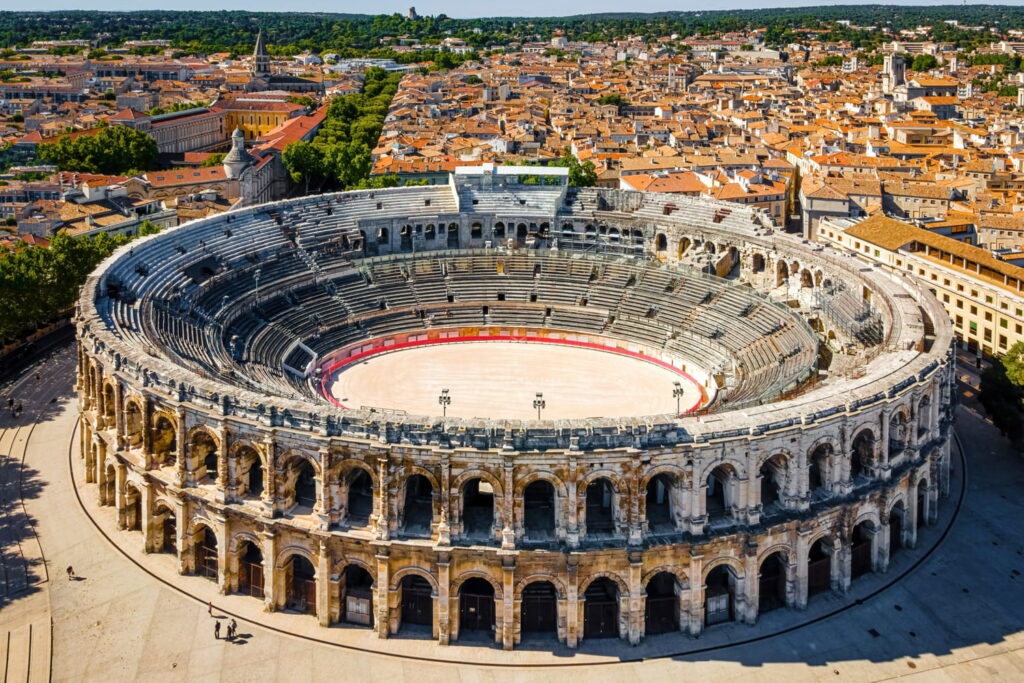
(12, 1, 1022, 19)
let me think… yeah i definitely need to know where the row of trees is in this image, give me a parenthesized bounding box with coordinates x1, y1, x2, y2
(37, 125, 158, 175)
(980, 342, 1024, 448)
(282, 67, 401, 193)
(0, 221, 161, 343)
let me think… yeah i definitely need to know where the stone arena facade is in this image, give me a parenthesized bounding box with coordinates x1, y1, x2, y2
(75, 166, 957, 650)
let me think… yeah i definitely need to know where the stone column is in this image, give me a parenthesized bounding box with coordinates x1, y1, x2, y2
(141, 396, 152, 461)
(174, 499, 188, 576)
(217, 421, 230, 504)
(877, 513, 891, 573)
(374, 549, 391, 638)
(740, 543, 758, 625)
(565, 556, 579, 648)
(261, 530, 278, 612)
(317, 539, 331, 626)
(114, 382, 126, 451)
(565, 456, 578, 548)
(374, 456, 390, 540)
(436, 554, 450, 644)
(687, 550, 704, 636)
(114, 464, 127, 528)
(315, 447, 331, 529)
(794, 528, 810, 609)
(501, 555, 515, 650)
(262, 433, 276, 515)
(628, 551, 643, 644)
(141, 482, 157, 552)
(214, 513, 230, 594)
(174, 407, 186, 488)
(502, 458, 514, 539)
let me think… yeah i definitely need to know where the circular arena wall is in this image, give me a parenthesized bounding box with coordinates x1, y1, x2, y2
(76, 178, 956, 649)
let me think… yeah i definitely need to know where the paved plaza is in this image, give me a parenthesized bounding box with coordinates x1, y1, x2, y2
(2, 343, 1024, 681)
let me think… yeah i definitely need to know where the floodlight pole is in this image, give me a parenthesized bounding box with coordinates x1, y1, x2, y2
(438, 388, 451, 417)
(533, 392, 546, 420)
(673, 381, 684, 416)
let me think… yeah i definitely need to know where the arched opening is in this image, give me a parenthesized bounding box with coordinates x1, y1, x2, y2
(123, 483, 142, 531)
(190, 430, 217, 481)
(494, 221, 505, 238)
(341, 565, 374, 626)
(236, 446, 263, 498)
(705, 465, 735, 523)
(889, 503, 905, 559)
(809, 444, 832, 496)
(585, 478, 615, 537)
(888, 411, 908, 457)
(758, 552, 787, 613)
(346, 468, 373, 526)
(152, 416, 176, 466)
(237, 541, 264, 598)
(447, 223, 459, 247)
(520, 581, 558, 638)
(399, 575, 434, 631)
(704, 566, 737, 626)
(401, 474, 433, 536)
(917, 396, 932, 439)
(808, 538, 833, 596)
(102, 464, 116, 506)
(851, 430, 874, 481)
(851, 522, 875, 579)
(400, 224, 412, 250)
(776, 261, 789, 287)
(458, 577, 495, 637)
(644, 572, 680, 635)
(583, 577, 620, 639)
(523, 480, 556, 541)
(376, 227, 389, 244)
(102, 384, 115, 425)
(759, 455, 786, 513)
(800, 269, 813, 289)
(461, 478, 494, 539)
(516, 224, 528, 242)
(155, 504, 176, 554)
(470, 222, 483, 239)
(655, 233, 668, 253)
(289, 458, 317, 511)
(645, 474, 674, 533)
(125, 402, 143, 447)
(194, 525, 218, 580)
(284, 555, 316, 615)
(752, 253, 765, 273)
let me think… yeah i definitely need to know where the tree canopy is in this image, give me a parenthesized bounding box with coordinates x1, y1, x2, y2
(980, 342, 1024, 447)
(37, 126, 158, 175)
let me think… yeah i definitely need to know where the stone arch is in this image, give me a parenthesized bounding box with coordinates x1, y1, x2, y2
(514, 470, 568, 499)
(514, 574, 568, 599)
(701, 556, 746, 582)
(655, 233, 668, 253)
(756, 543, 792, 566)
(332, 555, 375, 576)
(389, 565, 438, 592)
(334, 458, 377, 486)
(451, 570, 504, 599)
(641, 565, 690, 589)
(280, 449, 322, 477)
(578, 570, 630, 597)
(451, 468, 503, 499)
(274, 545, 318, 572)
(228, 530, 261, 554)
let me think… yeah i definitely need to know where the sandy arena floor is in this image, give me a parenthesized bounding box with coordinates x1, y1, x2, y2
(323, 340, 705, 420)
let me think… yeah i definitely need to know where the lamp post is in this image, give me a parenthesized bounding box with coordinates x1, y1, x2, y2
(533, 392, 545, 420)
(438, 388, 451, 417)
(673, 381, 684, 416)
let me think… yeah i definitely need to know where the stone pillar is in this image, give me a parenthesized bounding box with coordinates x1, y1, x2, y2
(114, 464, 127, 528)
(174, 407, 186, 488)
(436, 554, 450, 644)
(740, 543, 758, 625)
(687, 550, 704, 636)
(114, 382, 126, 450)
(375, 456, 390, 540)
(501, 556, 515, 650)
(261, 530, 277, 612)
(141, 482, 157, 552)
(374, 549, 390, 638)
(315, 447, 331, 529)
(214, 513, 230, 594)
(317, 539, 331, 627)
(628, 551, 643, 644)
(836, 537, 851, 594)
(141, 396, 152, 460)
(502, 459, 514, 538)
(565, 556, 579, 648)
(174, 499, 188, 576)
(794, 529, 810, 609)
(217, 421, 230, 504)
(877, 514, 891, 573)
(565, 456, 578, 548)
(689, 478, 707, 535)
(262, 433, 276, 515)
(879, 410, 891, 478)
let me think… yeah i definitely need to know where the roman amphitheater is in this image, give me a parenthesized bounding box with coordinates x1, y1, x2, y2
(74, 165, 956, 652)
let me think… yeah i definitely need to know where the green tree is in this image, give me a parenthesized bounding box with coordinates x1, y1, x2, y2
(597, 93, 627, 107)
(282, 140, 325, 193)
(910, 54, 939, 72)
(37, 126, 158, 175)
(200, 152, 226, 167)
(552, 149, 597, 187)
(980, 342, 1024, 447)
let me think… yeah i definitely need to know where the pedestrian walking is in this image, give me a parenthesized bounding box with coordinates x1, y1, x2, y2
(214, 621, 220, 639)
(207, 600, 213, 616)
(66, 565, 75, 579)
(230, 619, 237, 639)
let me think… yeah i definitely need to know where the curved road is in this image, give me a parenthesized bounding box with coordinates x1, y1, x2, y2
(3, 343, 1024, 681)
